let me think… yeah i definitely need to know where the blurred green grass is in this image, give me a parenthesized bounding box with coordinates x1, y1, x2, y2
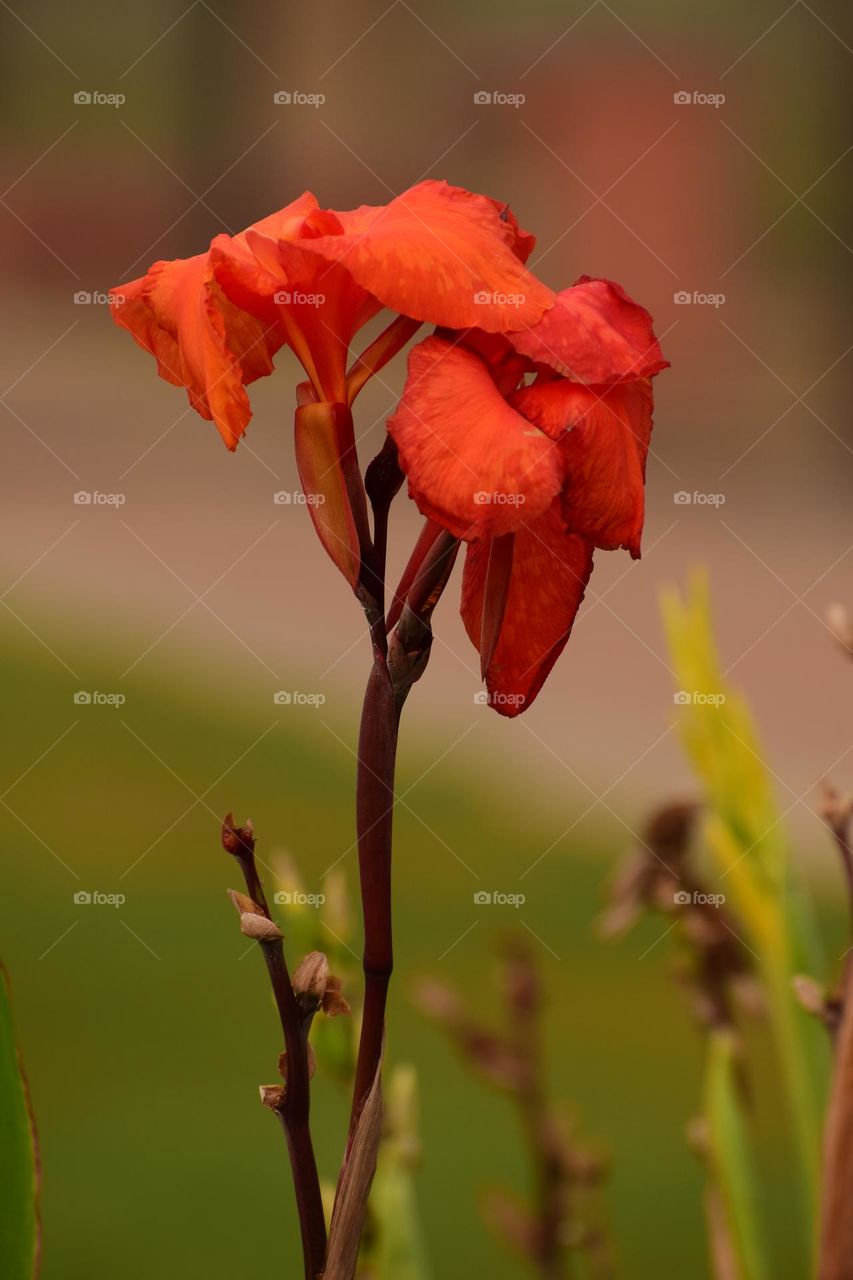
(0, 619, 829, 1278)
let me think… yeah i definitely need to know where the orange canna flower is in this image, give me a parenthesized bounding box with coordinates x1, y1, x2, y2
(110, 181, 552, 449)
(110, 181, 553, 589)
(387, 278, 669, 715)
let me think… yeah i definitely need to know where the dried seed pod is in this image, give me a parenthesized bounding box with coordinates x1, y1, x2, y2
(259, 1083, 286, 1112)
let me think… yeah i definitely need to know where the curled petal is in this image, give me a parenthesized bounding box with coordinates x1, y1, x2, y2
(462, 506, 594, 716)
(388, 337, 565, 541)
(110, 253, 281, 450)
(508, 277, 668, 384)
(511, 378, 654, 558)
(300, 180, 554, 333)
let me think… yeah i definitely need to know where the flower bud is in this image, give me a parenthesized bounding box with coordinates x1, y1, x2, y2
(222, 813, 255, 857)
(240, 913, 283, 941)
(292, 951, 329, 1002)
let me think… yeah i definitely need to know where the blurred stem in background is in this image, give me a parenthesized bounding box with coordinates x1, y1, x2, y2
(601, 800, 769, 1280)
(414, 936, 616, 1280)
(662, 573, 830, 1252)
(816, 613, 853, 1280)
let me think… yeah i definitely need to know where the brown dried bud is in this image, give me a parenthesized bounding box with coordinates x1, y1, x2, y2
(259, 1083, 286, 1112)
(221, 813, 255, 857)
(322, 975, 351, 1018)
(239, 913, 283, 941)
(292, 952, 330, 1002)
(227, 888, 263, 917)
(291, 952, 351, 1017)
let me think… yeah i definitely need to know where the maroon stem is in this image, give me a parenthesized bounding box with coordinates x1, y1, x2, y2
(230, 836, 327, 1279)
(350, 656, 400, 1124)
(261, 940, 327, 1278)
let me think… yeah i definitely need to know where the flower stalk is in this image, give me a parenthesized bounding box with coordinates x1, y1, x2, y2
(222, 817, 327, 1278)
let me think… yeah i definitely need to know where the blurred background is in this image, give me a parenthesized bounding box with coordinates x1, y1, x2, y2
(1, 0, 852, 1275)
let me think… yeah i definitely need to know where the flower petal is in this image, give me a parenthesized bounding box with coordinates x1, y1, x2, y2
(511, 378, 654, 558)
(110, 252, 282, 450)
(298, 180, 554, 332)
(388, 336, 565, 540)
(507, 277, 668, 383)
(213, 229, 379, 404)
(461, 506, 594, 716)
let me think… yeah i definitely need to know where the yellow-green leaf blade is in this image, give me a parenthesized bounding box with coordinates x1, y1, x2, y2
(0, 962, 40, 1278)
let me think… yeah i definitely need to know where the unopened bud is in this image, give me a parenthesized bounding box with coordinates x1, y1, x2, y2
(292, 951, 329, 1002)
(228, 888, 263, 917)
(240, 913, 283, 941)
(222, 813, 255, 857)
(291, 952, 351, 1017)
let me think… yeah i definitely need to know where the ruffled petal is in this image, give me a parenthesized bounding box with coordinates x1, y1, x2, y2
(461, 505, 594, 716)
(110, 192, 334, 446)
(512, 378, 654, 558)
(110, 252, 282, 450)
(507, 277, 668, 383)
(388, 336, 565, 540)
(297, 180, 555, 333)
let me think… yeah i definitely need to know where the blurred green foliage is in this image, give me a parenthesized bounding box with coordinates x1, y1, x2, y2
(663, 574, 832, 1272)
(0, 612, 838, 1278)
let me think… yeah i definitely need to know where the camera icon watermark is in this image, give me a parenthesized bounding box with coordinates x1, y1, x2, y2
(673, 490, 726, 507)
(273, 690, 326, 707)
(473, 290, 526, 307)
(473, 889, 526, 908)
(473, 490, 526, 506)
(673, 90, 725, 109)
(273, 90, 325, 108)
(272, 290, 325, 307)
(73, 889, 126, 907)
(673, 290, 726, 308)
(273, 890, 326, 907)
(673, 690, 726, 708)
(73, 490, 126, 506)
(73, 690, 126, 707)
(473, 90, 526, 108)
(73, 90, 126, 108)
(273, 490, 326, 506)
(473, 690, 526, 709)
(673, 889, 726, 907)
(74, 290, 123, 307)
